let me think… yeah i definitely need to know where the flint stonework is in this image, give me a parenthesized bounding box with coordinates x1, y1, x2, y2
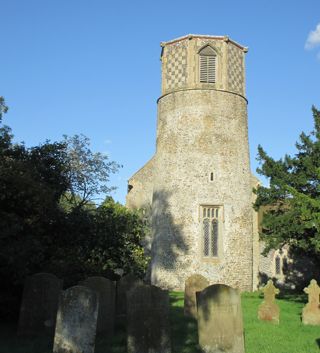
(196, 284, 245, 353)
(258, 279, 280, 324)
(116, 273, 143, 318)
(80, 276, 115, 336)
(127, 284, 171, 353)
(302, 279, 320, 325)
(184, 274, 209, 318)
(18, 272, 62, 336)
(53, 286, 98, 353)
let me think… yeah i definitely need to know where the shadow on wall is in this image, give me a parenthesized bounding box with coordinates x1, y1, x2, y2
(149, 190, 189, 287)
(259, 248, 320, 294)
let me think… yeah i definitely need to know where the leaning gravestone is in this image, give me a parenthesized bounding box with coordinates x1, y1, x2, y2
(302, 279, 320, 325)
(80, 276, 115, 337)
(184, 274, 209, 318)
(196, 284, 245, 353)
(18, 272, 62, 336)
(116, 273, 143, 319)
(258, 279, 280, 324)
(127, 284, 171, 353)
(53, 286, 98, 353)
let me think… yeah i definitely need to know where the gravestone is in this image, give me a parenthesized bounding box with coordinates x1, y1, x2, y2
(258, 279, 280, 324)
(302, 279, 320, 325)
(127, 284, 171, 353)
(184, 274, 209, 318)
(80, 276, 115, 336)
(196, 284, 245, 353)
(53, 286, 99, 353)
(18, 272, 62, 336)
(116, 273, 143, 319)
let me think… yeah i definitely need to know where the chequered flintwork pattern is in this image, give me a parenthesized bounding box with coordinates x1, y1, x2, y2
(228, 44, 244, 95)
(165, 44, 187, 91)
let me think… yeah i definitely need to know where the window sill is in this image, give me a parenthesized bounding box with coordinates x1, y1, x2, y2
(202, 257, 220, 264)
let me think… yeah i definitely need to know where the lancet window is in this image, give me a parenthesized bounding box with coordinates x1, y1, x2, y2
(199, 46, 217, 84)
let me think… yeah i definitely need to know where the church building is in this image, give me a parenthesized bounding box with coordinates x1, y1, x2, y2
(126, 34, 276, 291)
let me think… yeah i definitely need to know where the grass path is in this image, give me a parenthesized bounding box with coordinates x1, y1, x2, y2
(0, 291, 319, 353)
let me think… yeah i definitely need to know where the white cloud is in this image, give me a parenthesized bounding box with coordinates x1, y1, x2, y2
(305, 23, 320, 49)
(104, 139, 112, 145)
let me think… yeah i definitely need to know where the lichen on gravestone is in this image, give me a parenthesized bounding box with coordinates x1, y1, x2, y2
(53, 285, 99, 353)
(302, 279, 320, 325)
(17, 272, 62, 337)
(258, 279, 280, 324)
(79, 276, 116, 337)
(196, 284, 245, 353)
(184, 274, 209, 318)
(127, 283, 171, 353)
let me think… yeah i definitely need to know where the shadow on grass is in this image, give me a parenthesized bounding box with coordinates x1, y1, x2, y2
(169, 292, 201, 353)
(0, 323, 53, 353)
(277, 292, 307, 304)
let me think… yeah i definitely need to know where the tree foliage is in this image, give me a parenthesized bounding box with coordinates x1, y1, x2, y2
(0, 96, 8, 122)
(254, 106, 320, 256)
(62, 134, 121, 208)
(0, 98, 148, 320)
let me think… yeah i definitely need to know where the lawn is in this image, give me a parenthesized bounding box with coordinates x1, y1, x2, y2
(0, 291, 319, 353)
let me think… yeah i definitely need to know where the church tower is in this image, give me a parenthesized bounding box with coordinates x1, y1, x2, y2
(127, 34, 254, 291)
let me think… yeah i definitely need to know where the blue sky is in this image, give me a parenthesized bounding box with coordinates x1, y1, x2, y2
(1, 0, 320, 204)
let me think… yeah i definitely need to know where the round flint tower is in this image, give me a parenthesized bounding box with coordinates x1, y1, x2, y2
(150, 34, 253, 291)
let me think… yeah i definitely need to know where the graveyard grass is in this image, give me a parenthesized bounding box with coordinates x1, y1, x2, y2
(1, 291, 320, 353)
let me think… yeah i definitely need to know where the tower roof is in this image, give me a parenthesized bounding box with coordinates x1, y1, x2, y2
(160, 34, 248, 52)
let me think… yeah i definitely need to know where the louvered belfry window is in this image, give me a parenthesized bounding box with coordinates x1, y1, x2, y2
(199, 46, 217, 83)
(201, 206, 220, 257)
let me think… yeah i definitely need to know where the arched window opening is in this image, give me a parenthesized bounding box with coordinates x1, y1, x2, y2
(273, 248, 289, 278)
(203, 219, 210, 257)
(201, 206, 221, 258)
(275, 256, 281, 275)
(199, 46, 217, 84)
(211, 219, 218, 256)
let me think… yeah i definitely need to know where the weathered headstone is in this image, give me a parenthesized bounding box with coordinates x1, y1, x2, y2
(302, 279, 320, 325)
(258, 279, 280, 324)
(18, 272, 62, 336)
(53, 286, 99, 353)
(184, 274, 209, 318)
(116, 273, 143, 319)
(127, 284, 171, 353)
(196, 284, 245, 353)
(80, 276, 115, 336)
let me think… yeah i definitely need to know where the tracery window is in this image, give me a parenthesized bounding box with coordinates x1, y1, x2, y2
(273, 248, 289, 278)
(201, 206, 221, 258)
(199, 46, 217, 84)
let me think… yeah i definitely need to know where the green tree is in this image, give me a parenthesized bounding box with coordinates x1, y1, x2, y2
(254, 106, 320, 256)
(0, 98, 148, 320)
(87, 197, 149, 277)
(61, 134, 121, 209)
(0, 96, 8, 122)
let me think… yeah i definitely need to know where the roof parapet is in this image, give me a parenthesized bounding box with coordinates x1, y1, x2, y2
(160, 34, 248, 52)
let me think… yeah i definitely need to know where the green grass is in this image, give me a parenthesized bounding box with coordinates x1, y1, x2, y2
(0, 291, 319, 353)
